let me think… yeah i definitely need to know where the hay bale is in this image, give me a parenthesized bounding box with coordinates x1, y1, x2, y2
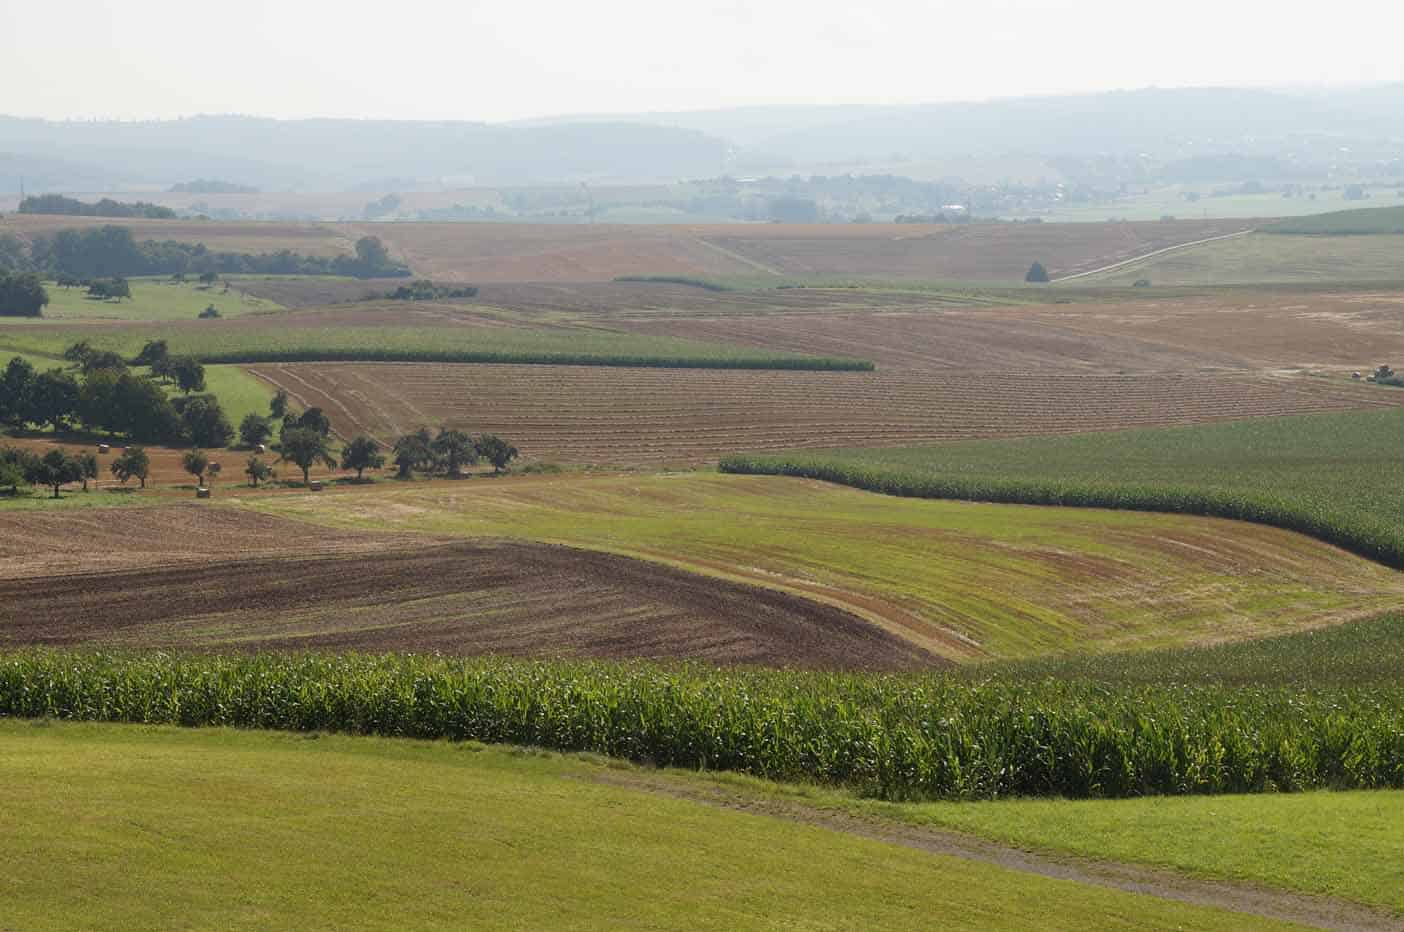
(309, 480, 324, 492)
(97, 443, 110, 454)
(195, 487, 211, 499)
(256, 443, 267, 454)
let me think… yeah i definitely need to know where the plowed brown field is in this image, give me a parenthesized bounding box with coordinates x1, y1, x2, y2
(0, 506, 931, 669)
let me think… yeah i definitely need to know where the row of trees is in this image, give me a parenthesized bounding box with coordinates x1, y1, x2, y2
(1, 444, 150, 498)
(19, 194, 177, 219)
(14, 226, 410, 281)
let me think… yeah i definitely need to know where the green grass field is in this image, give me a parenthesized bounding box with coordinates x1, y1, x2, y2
(0, 323, 871, 371)
(1019, 184, 1403, 223)
(0, 721, 1300, 931)
(722, 405, 1404, 569)
(1072, 231, 1404, 285)
(201, 364, 276, 432)
(6, 279, 284, 324)
(236, 472, 1404, 660)
(1266, 204, 1404, 235)
(992, 612, 1404, 686)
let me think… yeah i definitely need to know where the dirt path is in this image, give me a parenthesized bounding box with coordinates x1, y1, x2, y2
(1052, 229, 1257, 282)
(593, 770, 1404, 932)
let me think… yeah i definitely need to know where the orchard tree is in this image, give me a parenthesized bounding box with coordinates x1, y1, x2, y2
(432, 428, 477, 477)
(277, 427, 337, 486)
(476, 434, 518, 473)
(0, 356, 35, 426)
(391, 428, 433, 479)
(182, 449, 210, 486)
(269, 388, 289, 420)
(26, 369, 80, 431)
(244, 455, 272, 487)
(77, 451, 99, 492)
(27, 448, 82, 498)
(239, 413, 272, 448)
(340, 435, 385, 480)
(110, 447, 150, 488)
(170, 356, 206, 394)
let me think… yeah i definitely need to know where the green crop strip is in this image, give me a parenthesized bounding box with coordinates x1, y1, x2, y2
(3, 650, 1401, 801)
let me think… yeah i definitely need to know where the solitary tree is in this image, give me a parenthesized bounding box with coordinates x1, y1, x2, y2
(475, 434, 518, 474)
(182, 449, 210, 487)
(391, 428, 433, 479)
(244, 455, 272, 487)
(277, 427, 337, 486)
(1025, 261, 1050, 283)
(340, 435, 385, 480)
(198, 270, 219, 287)
(26, 449, 83, 498)
(269, 388, 290, 420)
(110, 446, 150, 488)
(432, 428, 477, 477)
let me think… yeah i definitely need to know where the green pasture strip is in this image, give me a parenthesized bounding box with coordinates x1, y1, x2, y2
(1073, 231, 1404, 286)
(3, 651, 1401, 801)
(0, 324, 873, 371)
(0, 721, 1291, 932)
(989, 613, 1404, 686)
(3, 279, 283, 324)
(721, 406, 1404, 568)
(1265, 205, 1404, 235)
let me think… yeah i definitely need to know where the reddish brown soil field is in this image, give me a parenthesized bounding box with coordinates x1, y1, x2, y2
(247, 361, 1389, 465)
(0, 506, 934, 670)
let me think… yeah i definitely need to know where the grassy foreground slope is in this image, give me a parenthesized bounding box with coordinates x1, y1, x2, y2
(881, 789, 1404, 915)
(0, 722, 1303, 931)
(238, 473, 1404, 660)
(722, 406, 1404, 568)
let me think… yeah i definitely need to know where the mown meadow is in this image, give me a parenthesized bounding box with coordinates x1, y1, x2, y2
(722, 405, 1404, 567)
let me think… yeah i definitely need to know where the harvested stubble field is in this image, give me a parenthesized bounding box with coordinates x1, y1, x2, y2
(247, 361, 1391, 464)
(0, 505, 924, 668)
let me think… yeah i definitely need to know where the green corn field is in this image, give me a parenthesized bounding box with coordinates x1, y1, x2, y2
(2, 650, 1400, 801)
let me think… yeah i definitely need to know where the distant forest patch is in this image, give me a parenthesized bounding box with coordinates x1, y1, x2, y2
(19, 194, 176, 220)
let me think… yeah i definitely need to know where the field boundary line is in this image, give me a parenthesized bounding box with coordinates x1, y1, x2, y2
(591, 769, 1404, 932)
(690, 236, 786, 276)
(1053, 229, 1256, 282)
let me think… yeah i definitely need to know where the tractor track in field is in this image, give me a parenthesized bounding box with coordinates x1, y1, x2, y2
(591, 770, 1404, 932)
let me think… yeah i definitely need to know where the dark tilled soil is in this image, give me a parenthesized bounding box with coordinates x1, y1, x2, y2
(0, 539, 940, 670)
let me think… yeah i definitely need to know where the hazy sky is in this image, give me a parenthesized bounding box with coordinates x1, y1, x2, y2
(4, 0, 1404, 122)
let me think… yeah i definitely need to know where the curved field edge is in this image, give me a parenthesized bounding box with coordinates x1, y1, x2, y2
(233, 473, 1404, 662)
(3, 650, 1402, 801)
(0, 722, 1303, 932)
(720, 406, 1404, 570)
